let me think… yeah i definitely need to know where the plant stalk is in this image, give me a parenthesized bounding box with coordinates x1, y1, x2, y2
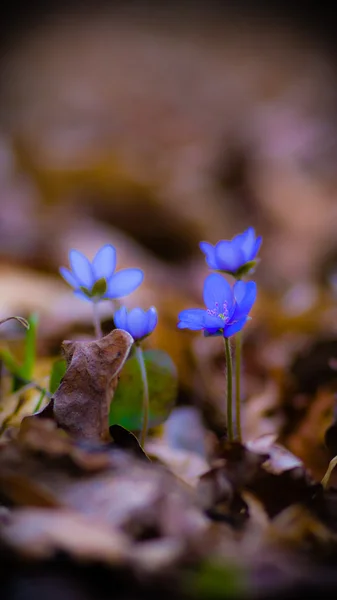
(92, 302, 103, 338)
(224, 337, 234, 442)
(235, 330, 242, 441)
(135, 344, 149, 447)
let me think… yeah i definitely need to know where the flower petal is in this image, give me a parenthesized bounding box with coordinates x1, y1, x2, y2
(233, 280, 247, 304)
(69, 250, 94, 288)
(253, 236, 262, 257)
(59, 267, 80, 289)
(223, 316, 248, 337)
(92, 244, 116, 280)
(234, 281, 257, 318)
(238, 227, 256, 261)
(106, 269, 144, 299)
(203, 273, 233, 314)
(74, 290, 93, 303)
(215, 241, 245, 272)
(127, 308, 147, 340)
(178, 308, 206, 330)
(204, 313, 225, 329)
(114, 306, 128, 330)
(199, 242, 218, 269)
(147, 306, 158, 334)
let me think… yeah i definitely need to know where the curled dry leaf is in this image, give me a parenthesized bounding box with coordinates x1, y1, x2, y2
(0, 316, 30, 329)
(28, 329, 133, 441)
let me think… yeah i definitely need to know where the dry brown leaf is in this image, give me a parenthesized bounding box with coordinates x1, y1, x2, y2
(28, 328, 133, 441)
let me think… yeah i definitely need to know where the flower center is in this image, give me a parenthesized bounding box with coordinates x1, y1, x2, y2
(207, 301, 229, 322)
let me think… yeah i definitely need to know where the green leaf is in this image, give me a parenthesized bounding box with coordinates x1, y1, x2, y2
(109, 349, 177, 431)
(0, 313, 39, 392)
(0, 348, 20, 374)
(182, 560, 245, 599)
(17, 313, 39, 381)
(33, 390, 47, 413)
(49, 358, 67, 394)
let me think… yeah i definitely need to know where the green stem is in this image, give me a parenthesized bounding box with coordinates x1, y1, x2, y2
(92, 302, 103, 338)
(135, 344, 149, 447)
(224, 337, 233, 442)
(235, 330, 242, 442)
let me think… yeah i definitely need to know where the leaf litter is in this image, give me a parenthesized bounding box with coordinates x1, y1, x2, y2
(2, 327, 337, 599)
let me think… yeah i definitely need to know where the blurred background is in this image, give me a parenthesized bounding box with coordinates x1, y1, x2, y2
(1, 1, 337, 476)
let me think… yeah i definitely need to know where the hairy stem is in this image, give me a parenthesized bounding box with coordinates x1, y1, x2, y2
(92, 302, 103, 338)
(235, 330, 242, 442)
(135, 344, 150, 447)
(224, 337, 233, 442)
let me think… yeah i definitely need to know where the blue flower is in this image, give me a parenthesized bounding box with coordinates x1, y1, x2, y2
(114, 306, 158, 341)
(178, 273, 256, 338)
(200, 227, 262, 276)
(60, 244, 144, 302)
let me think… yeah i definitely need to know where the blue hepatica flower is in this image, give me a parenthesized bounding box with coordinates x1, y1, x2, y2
(60, 244, 144, 302)
(200, 227, 262, 276)
(178, 273, 256, 338)
(114, 306, 158, 342)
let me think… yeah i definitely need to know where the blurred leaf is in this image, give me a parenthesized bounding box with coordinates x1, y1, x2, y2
(109, 349, 177, 431)
(0, 313, 38, 392)
(33, 390, 47, 414)
(109, 424, 150, 461)
(17, 313, 39, 381)
(183, 560, 245, 599)
(0, 347, 20, 374)
(49, 359, 67, 394)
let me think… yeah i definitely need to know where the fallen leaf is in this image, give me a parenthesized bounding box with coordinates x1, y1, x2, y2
(0, 316, 29, 329)
(0, 508, 130, 563)
(109, 424, 150, 461)
(30, 329, 133, 441)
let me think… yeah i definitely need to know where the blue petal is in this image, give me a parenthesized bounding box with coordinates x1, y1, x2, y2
(199, 242, 218, 269)
(233, 280, 247, 304)
(69, 250, 94, 289)
(203, 273, 234, 314)
(232, 281, 257, 320)
(178, 308, 206, 330)
(60, 267, 80, 289)
(253, 236, 262, 258)
(92, 244, 116, 280)
(105, 269, 144, 299)
(223, 316, 248, 337)
(114, 306, 128, 330)
(127, 308, 147, 340)
(238, 228, 256, 261)
(147, 306, 158, 334)
(74, 290, 93, 303)
(204, 313, 225, 329)
(215, 241, 245, 272)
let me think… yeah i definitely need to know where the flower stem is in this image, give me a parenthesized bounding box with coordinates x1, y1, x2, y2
(235, 330, 242, 442)
(92, 302, 103, 338)
(224, 337, 234, 442)
(135, 343, 149, 448)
